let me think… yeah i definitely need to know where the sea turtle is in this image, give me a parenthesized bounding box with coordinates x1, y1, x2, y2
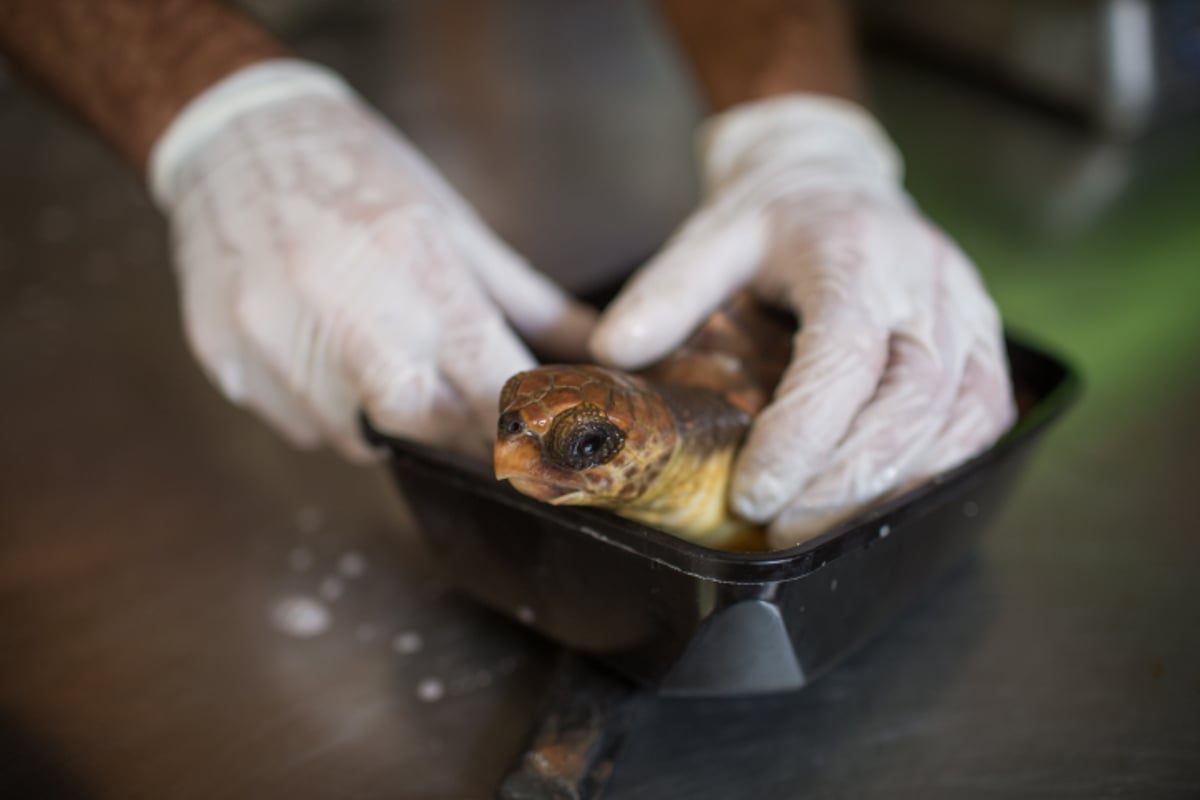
(493, 292, 793, 551)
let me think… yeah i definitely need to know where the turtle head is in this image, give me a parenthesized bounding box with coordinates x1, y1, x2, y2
(493, 365, 678, 508)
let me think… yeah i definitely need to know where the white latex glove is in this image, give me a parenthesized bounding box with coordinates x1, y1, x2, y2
(150, 60, 594, 460)
(591, 95, 1016, 548)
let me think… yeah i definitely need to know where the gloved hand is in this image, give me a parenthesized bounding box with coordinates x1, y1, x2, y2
(590, 95, 1016, 548)
(150, 60, 594, 460)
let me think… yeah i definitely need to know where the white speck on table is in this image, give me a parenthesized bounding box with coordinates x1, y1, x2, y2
(288, 547, 314, 572)
(452, 669, 493, 692)
(318, 576, 344, 601)
(392, 631, 424, 655)
(271, 595, 332, 638)
(416, 678, 445, 703)
(338, 551, 367, 579)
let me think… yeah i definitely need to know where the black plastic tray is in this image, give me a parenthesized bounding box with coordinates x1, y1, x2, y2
(376, 338, 1078, 697)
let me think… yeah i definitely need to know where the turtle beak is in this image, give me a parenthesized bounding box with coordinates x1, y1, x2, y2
(506, 477, 582, 503)
(494, 434, 539, 483)
(494, 435, 583, 503)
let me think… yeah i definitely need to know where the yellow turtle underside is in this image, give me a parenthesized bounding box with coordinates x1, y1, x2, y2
(616, 441, 765, 550)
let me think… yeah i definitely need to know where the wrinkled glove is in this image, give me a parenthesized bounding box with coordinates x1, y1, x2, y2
(150, 60, 594, 460)
(591, 95, 1016, 548)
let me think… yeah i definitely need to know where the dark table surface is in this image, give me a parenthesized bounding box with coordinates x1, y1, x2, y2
(2, 2, 1199, 798)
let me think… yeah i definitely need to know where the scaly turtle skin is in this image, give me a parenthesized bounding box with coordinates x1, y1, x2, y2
(494, 292, 793, 551)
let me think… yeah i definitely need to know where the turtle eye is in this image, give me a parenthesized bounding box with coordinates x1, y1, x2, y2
(546, 403, 625, 470)
(498, 410, 527, 438)
(573, 431, 609, 460)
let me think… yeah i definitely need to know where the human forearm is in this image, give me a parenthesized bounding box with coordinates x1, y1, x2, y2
(0, 0, 286, 173)
(658, 0, 863, 110)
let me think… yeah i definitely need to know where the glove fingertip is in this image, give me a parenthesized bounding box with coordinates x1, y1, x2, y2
(591, 211, 765, 369)
(729, 467, 791, 524)
(526, 300, 599, 363)
(729, 412, 826, 523)
(588, 311, 675, 370)
(766, 506, 856, 550)
(329, 427, 385, 464)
